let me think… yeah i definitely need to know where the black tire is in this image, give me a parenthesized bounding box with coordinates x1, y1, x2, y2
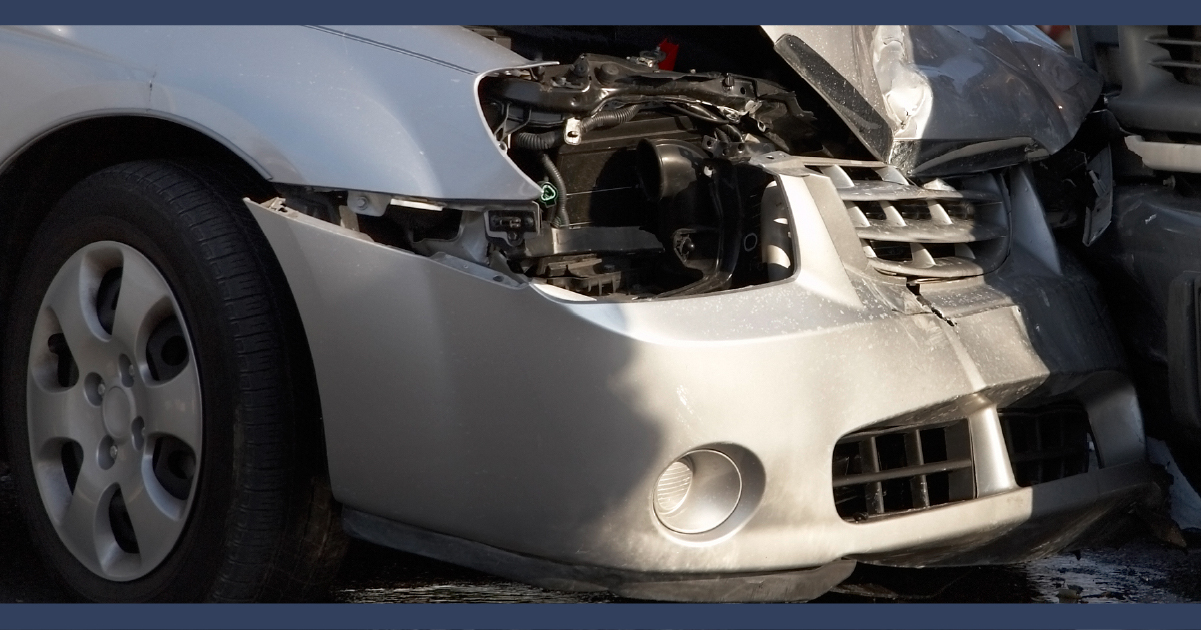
(1, 160, 345, 601)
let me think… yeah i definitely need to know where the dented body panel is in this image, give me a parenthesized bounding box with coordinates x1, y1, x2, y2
(248, 153, 1150, 587)
(763, 26, 1102, 177)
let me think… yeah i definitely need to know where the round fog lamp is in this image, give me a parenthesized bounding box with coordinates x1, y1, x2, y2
(653, 449, 742, 534)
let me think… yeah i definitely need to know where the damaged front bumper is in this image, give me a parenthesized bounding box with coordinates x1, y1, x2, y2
(246, 155, 1152, 601)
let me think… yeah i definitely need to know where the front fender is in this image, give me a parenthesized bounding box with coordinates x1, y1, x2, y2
(0, 25, 541, 201)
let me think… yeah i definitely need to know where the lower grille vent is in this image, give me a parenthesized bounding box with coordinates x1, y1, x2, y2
(999, 401, 1094, 487)
(832, 419, 974, 522)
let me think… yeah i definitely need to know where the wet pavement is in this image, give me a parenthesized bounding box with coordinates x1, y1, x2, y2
(329, 534, 1201, 604)
(3, 469, 1201, 604)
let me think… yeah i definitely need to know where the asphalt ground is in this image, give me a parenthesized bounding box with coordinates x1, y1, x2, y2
(326, 535, 1201, 604)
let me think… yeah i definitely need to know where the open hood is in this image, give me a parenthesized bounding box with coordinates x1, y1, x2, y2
(764, 25, 1103, 177)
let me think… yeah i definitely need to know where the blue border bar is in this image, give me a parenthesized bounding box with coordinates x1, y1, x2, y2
(13, 0, 1201, 25)
(0, 603, 1198, 630)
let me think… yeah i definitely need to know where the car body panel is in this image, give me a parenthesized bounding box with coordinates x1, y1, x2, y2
(764, 26, 1102, 177)
(0, 25, 540, 200)
(1080, 185, 1201, 439)
(247, 153, 1148, 574)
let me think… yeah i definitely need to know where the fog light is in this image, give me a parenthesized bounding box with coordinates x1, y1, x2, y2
(653, 449, 742, 534)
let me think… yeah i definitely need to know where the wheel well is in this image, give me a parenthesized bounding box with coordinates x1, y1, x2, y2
(0, 116, 324, 468)
(0, 116, 272, 294)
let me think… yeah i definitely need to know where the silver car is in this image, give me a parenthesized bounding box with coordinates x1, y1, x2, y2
(0, 25, 1154, 602)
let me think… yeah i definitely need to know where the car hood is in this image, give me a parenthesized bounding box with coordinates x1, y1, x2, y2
(763, 25, 1102, 177)
(309, 25, 531, 74)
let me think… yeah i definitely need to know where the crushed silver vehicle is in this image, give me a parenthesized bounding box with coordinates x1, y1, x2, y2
(0, 25, 1154, 602)
(1066, 26, 1201, 498)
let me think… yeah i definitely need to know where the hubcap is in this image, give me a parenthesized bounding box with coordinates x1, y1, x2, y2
(26, 242, 202, 581)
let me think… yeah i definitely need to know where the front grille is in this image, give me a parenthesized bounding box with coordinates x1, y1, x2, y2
(999, 401, 1094, 487)
(1148, 27, 1201, 87)
(801, 158, 1008, 280)
(832, 419, 974, 522)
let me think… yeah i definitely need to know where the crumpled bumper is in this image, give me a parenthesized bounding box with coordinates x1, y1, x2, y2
(245, 161, 1151, 597)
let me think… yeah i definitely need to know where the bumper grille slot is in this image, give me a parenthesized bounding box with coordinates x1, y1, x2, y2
(831, 458, 973, 488)
(999, 401, 1094, 487)
(1149, 28, 1201, 86)
(832, 419, 974, 522)
(806, 160, 1008, 280)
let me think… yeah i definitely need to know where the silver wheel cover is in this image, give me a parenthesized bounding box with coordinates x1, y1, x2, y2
(26, 241, 202, 581)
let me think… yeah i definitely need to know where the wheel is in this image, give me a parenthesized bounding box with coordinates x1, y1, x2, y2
(1, 160, 345, 601)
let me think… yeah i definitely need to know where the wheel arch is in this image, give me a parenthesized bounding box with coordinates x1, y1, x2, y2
(0, 115, 327, 476)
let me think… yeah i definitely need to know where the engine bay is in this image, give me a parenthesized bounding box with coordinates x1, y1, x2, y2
(478, 49, 828, 298)
(335, 28, 903, 299)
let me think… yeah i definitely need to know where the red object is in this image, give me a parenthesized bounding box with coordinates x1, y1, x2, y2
(1038, 25, 1071, 43)
(657, 38, 679, 71)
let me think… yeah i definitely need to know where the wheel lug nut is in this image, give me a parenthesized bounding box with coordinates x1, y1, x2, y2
(97, 382, 106, 397)
(108, 444, 118, 460)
